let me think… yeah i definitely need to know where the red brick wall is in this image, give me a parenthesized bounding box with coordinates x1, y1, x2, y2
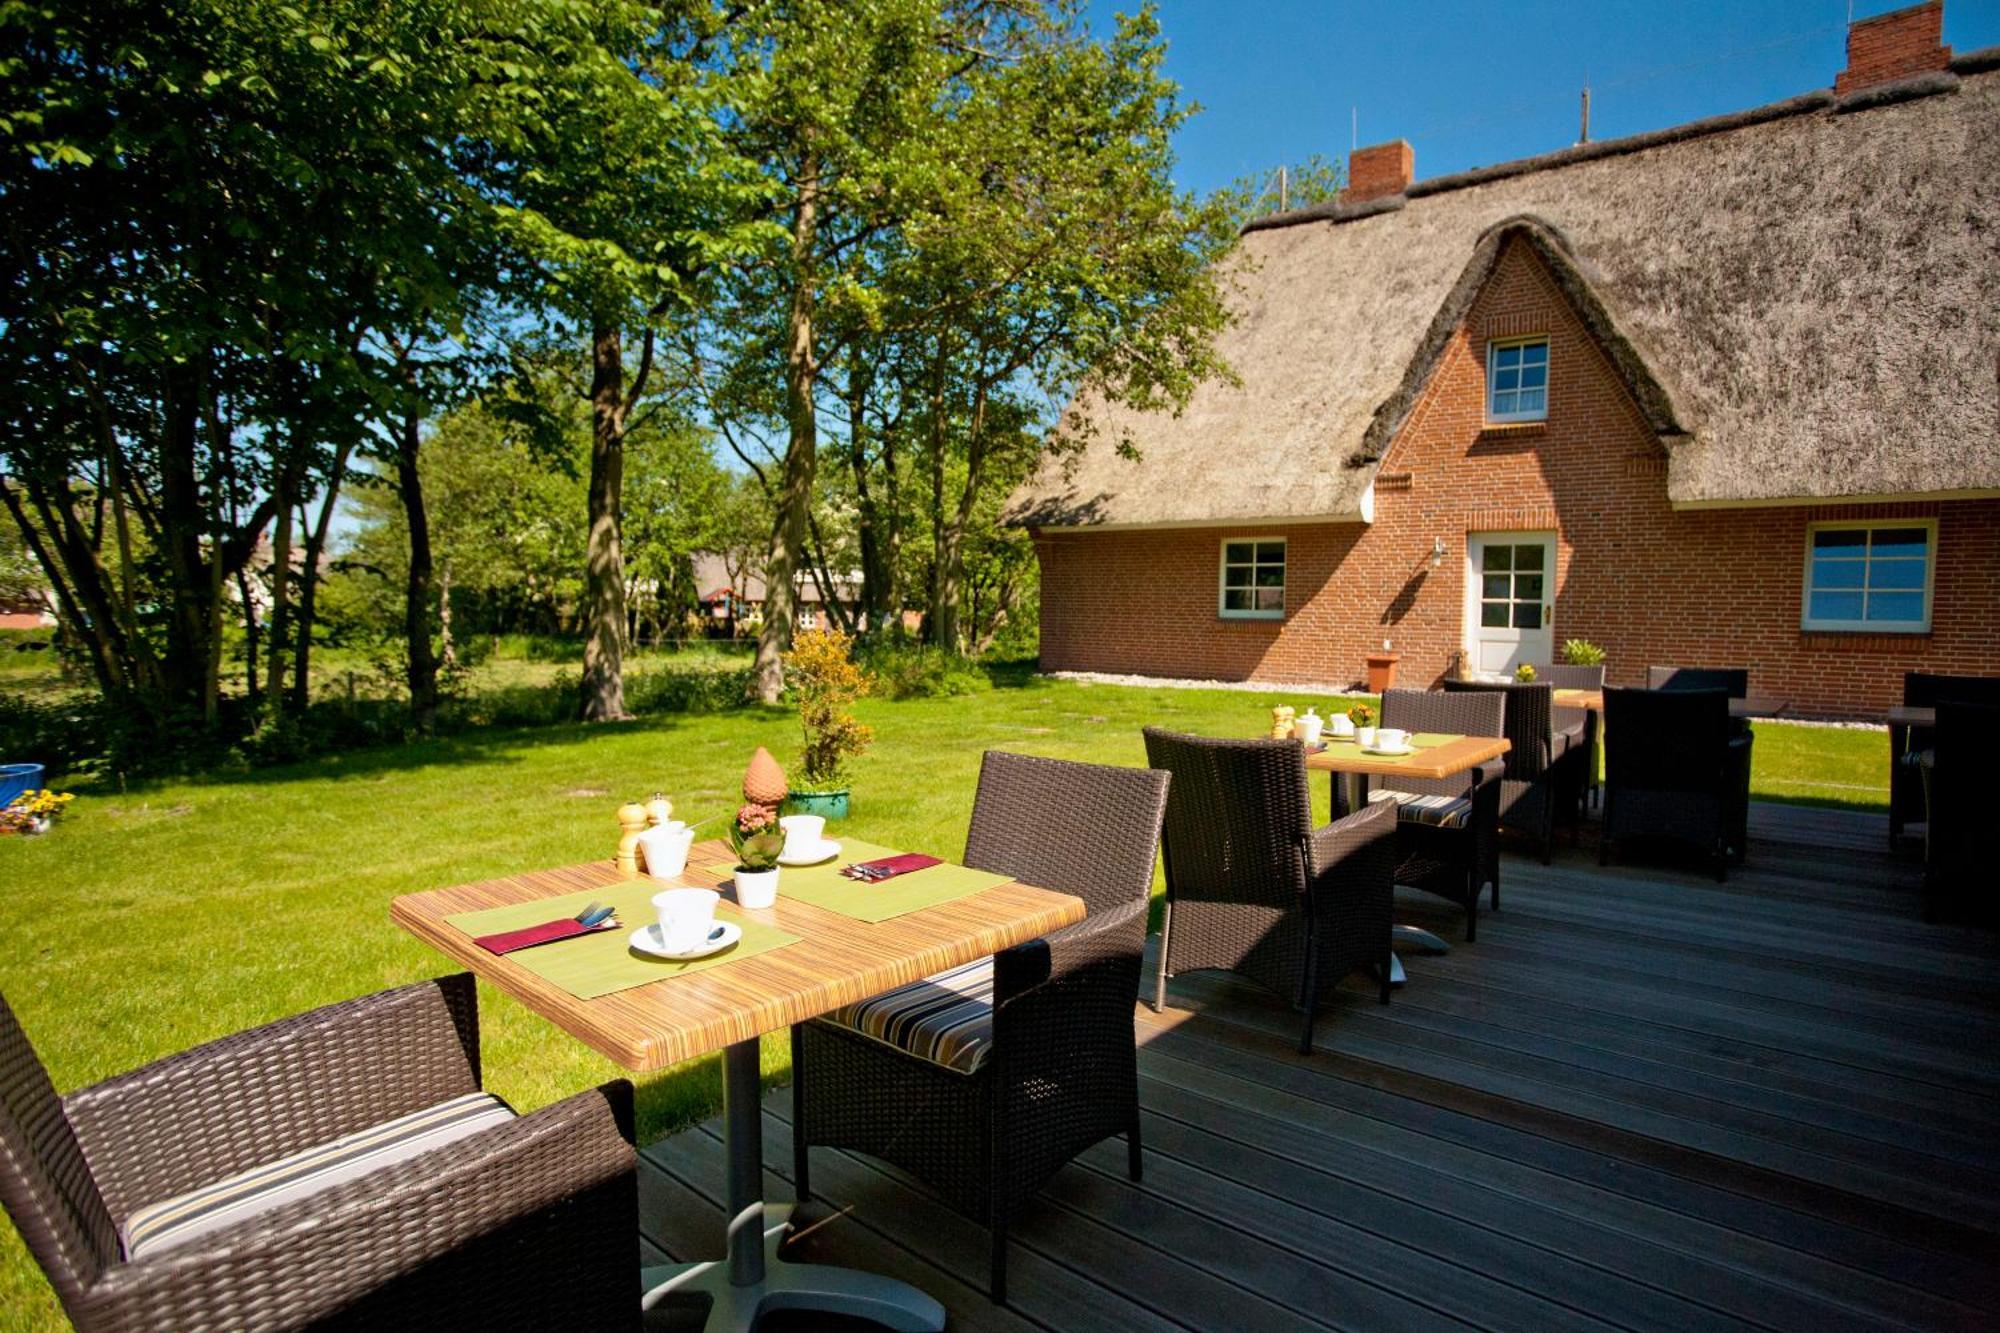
(1034, 237, 2000, 719)
(1835, 1, 1950, 94)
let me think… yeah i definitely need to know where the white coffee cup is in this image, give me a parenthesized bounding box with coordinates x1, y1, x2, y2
(652, 888, 719, 953)
(1293, 711, 1324, 745)
(1377, 728, 1409, 751)
(1356, 726, 1377, 748)
(1328, 715, 1356, 738)
(638, 821, 694, 880)
(778, 813, 825, 859)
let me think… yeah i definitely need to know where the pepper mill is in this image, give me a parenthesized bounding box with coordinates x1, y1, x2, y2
(616, 802, 651, 875)
(646, 791, 674, 827)
(1270, 705, 1296, 741)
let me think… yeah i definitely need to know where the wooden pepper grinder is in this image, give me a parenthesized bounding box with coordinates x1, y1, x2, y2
(616, 802, 651, 875)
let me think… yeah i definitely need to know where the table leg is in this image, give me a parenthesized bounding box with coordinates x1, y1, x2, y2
(640, 1038, 947, 1331)
(1334, 773, 1448, 991)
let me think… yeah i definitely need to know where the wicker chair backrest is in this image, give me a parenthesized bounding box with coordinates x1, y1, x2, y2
(1538, 663, 1605, 691)
(1380, 688, 1504, 740)
(1905, 672, 2000, 708)
(1928, 701, 2000, 862)
(963, 751, 1170, 917)
(1648, 666, 1748, 697)
(1142, 729, 1310, 905)
(1442, 679, 1553, 779)
(0, 994, 116, 1308)
(1604, 687, 1730, 793)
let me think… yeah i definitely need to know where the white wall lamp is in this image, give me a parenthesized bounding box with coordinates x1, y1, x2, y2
(1430, 536, 1447, 569)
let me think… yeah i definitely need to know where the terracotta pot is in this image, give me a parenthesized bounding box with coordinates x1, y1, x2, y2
(1365, 652, 1401, 694)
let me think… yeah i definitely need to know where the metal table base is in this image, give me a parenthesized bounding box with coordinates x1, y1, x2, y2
(639, 1038, 946, 1331)
(1334, 771, 1455, 985)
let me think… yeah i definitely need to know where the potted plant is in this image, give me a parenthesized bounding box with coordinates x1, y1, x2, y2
(1, 788, 72, 837)
(1561, 638, 1606, 667)
(1514, 663, 1538, 682)
(731, 803, 786, 909)
(1365, 648, 1400, 694)
(783, 627, 875, 819)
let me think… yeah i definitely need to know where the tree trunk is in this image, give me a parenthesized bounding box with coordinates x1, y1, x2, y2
(237, 565, 261, 707)
(846, 360, 894, 634)
(395, 401, 439, 734)
(264, 472, 294, 714)
(580, 319, 632, 721)
(922, 343, 950, 648)
(439, 559, 457, 671)
(751, 162, 821, 703)
(932, 377, 990, 655)
(156, 366, 215, 711)
(291, 440, 353, 714)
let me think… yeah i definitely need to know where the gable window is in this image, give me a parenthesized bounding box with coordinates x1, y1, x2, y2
(1802, 521, 1934, 632)
(1486, 337, 1549, 423)
(1220, 538, 1285, 620)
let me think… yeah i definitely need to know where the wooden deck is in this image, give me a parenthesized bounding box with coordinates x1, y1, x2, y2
(639, 803, 2000, 1331)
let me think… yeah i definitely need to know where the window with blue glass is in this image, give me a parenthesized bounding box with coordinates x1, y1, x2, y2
(1802, 522, 1934, 632)
(1486, 337, 1549, 422)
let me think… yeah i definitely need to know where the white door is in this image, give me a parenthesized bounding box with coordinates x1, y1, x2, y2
(1466, 532, 1555, 676)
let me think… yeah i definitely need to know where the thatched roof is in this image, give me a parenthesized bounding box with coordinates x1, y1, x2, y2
(1007, 60, 2000, 527)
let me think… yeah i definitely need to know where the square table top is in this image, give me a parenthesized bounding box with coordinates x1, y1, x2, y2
(390, 838, 1085, 1072)
(1887, 704, 1936, 728)
(1553, 688, 1789, 719)
(1305, 733, 1510, 782)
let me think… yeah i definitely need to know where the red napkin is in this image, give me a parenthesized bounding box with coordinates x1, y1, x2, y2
(474, 918, 617, 955)
(840, 853, 942, 882)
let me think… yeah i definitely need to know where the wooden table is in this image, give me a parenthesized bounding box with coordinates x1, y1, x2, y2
(1307, 734, 1511, 982)
(1552, 688, 1791, 719)
(1888, 704, 1935, 729)
(1886, 705, 1936, 846)
(393, 837, 1084, 1331)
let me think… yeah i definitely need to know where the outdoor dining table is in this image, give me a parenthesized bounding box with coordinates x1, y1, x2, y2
(1552, 687, 1791, 719)
(391, 837, 1085, 1331)
(1306, 733, 1511, 984)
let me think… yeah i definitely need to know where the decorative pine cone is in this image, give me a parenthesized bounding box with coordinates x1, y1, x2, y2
(743, 746, 789, 806)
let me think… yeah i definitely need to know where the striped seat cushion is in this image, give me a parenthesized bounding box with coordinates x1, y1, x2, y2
(1900, 747, 1935, 768)
(819, 957, 994, 1074)
(120, 1091, 514, 1259)
(1372, 788, 1474, 830)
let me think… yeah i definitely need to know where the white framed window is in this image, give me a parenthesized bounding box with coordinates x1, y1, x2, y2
(1219, 538, 1285, 620)
(1486, 337, 1549, 423)
(1801, 520, 1935, 633)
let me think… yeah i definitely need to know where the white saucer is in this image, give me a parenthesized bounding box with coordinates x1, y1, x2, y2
(630, 921, 741, 961)
(1363, 745, 1415, 757)
(777, 838, 841, 866)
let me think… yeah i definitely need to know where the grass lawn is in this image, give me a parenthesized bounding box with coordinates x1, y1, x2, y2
(0, 673, 1888, 1327)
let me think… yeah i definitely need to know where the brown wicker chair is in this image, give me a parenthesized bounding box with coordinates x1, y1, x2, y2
(1923, 701, 2000, 922)
(1374, 688, 1506, 940)
(1539, 663, 1604, 811)
(1600, 687, 1751, 881)
(1647, 665, 1749, 696)
(791, 751, 1170, 1305)
(1142, 728, 1399, 1049)
(1892, 673, 2000, 848)
(1442, 679, 1587, 863)
(0, 974, 638, 1332)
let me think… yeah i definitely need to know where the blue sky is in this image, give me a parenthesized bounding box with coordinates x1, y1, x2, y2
(1086, 0, 2000, 196)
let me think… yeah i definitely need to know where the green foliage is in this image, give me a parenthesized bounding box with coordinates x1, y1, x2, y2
(1562, 638, 1608, 666)
(1515, 662, 1538, 682)
(861, 643, 995, 700)
(1215, 153, 1346, 228)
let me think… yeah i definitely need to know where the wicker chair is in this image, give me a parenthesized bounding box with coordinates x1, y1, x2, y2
(1441, 679, 1587, 863)
(1374, 688, 1505, 940)
(1647, 665, 1748, 696)
(1142, 728, 1399, 1050)
(0, 975, 638, 1333)
(1539, 663, 1604, 811)
(1922, 701, 2000, 922)
(791, 751, 1170, 1305)
(1892, 674, 2000, 848)
(1600, 687, 1751, 881)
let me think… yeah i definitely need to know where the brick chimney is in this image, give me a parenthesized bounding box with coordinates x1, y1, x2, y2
(1343, 140, 1413, 205)
(1835, 1, 1951, 94)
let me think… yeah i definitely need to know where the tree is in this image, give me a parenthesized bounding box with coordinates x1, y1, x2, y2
(1215, 153, 1345, 229)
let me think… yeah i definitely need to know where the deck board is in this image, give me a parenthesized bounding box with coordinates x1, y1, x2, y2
(639, 802, 2000, 1330)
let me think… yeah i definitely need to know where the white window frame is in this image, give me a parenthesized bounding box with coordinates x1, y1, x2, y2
(1485, 336, 1550, 424)
(1800, 518, 1936, 633)
(1218, 537, 1286, 621)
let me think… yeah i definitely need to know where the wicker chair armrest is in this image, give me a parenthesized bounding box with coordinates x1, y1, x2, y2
(64, 976, 482, 1222)
(76, 1082, 636, 1333)
(1305, 795, 1398, 884)
(1468, 757, 1508, 789)
(992, 897, 1150, 1004)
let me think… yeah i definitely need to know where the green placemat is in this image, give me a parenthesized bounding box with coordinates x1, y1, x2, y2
(1318, 732, 1463, 763)
(445, 883, 801, 1000)
(774, 839, 1013, 923)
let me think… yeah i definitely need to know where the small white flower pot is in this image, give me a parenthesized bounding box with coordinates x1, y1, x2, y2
(733, 866, 780, 910)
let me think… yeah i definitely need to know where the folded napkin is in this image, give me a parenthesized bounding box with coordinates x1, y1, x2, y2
(474, 917, 618, 955)
(840, 852, 942, 882)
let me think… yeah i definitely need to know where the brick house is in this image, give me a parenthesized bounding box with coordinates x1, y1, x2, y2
(1006, 2, 1999, 720)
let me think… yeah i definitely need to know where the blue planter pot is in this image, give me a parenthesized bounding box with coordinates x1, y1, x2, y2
(786, 789, 850, 821)
(0, 763, 44, 809)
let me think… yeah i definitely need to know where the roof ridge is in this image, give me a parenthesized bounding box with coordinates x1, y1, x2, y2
(1241, 57, 1996, 239)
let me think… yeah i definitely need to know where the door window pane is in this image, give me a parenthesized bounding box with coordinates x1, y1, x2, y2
(1513, 602, 1543, 630)
(1484, 546, 1512, 572)
(1514, 573, 1544, 602)
(1513, 544, 1544, 570)
(1482, 574, 1511, 600)
(1481, 602, 1510, 628)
